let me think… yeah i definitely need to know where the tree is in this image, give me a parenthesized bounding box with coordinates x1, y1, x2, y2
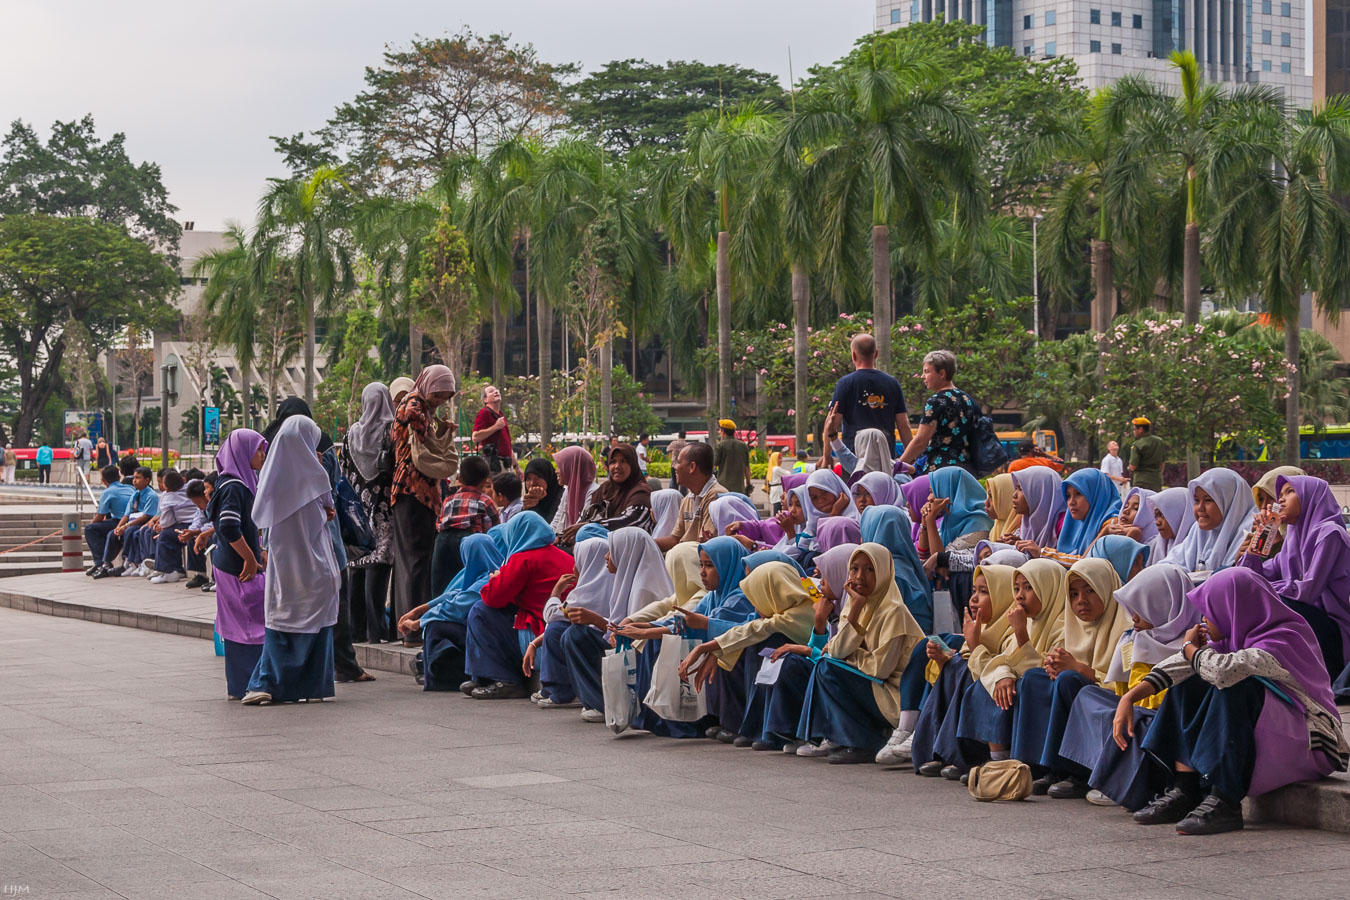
(115, 325, 156, 449)
(59, 319, 106, 411)
(0, 214, 176, 444)
(558, 362, 663, 438)
(1208, 96, 1350, 462)
(410, 204, 482, 406)
(309, 30, 575, 194)
(314, 303, 381, 435)
(192, 222, 262, 424)
(568, 59, 785, 153)
(255, 166, 355, 406)
(254, 260, 305, 419)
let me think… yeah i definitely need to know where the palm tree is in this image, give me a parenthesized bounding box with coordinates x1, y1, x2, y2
(255, 166, 355, 405)
(191, 222, 259, 426)
(352, 193, 438, 377)
(787, 41, 981, 371)
(1209, 97, 1350, 463)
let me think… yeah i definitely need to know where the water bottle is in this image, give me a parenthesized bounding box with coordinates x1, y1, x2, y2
(1252, 503, 1282, 557)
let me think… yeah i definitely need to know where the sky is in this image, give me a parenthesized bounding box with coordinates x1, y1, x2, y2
(0, 1, 875, 231)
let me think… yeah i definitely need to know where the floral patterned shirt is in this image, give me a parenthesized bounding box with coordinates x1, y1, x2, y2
(919, 388, 979, 472)
(391, 393, 440, 512)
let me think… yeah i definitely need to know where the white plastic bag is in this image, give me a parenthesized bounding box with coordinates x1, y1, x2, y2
(601, 643, 639, 734)
(932, 589, 955, 635)
(642, 635, 706, 722)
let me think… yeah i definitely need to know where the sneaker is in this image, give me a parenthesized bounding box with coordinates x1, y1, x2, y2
(240, 691, 272, 705)
(1086, 789, 1117, 807)
(184, 574, 208, 589)
(875, 729, 914, 765)
(536, 696, 581, 709)
(470, 681, 530, 700)
(826, 745, 875, 765)
(1176, 793, 1244, 835)
(796, 739, 839, 758)
(530, 691, 545, 704)
(152, 571, 182, 584)
(119, 563, 139, 576)
(1133, 787, 1202, 826)
(202, 581, 216, 592)
(1048, 776, 1090, 800)
(782, 740, 807, 755)
(580, 708, 605, 723)
(85, 564, 100, 576)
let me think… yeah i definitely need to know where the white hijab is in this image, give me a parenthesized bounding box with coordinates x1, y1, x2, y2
(253, 415, 340, 633)
(1161, 468, 1257, 574)
(344, 382, 393, 481)
(607, 526, 674, 619)
(543, 539, 615, 622)
(650, 488, 682, 538)
(853, 428, 894, 475)
(709, 493, 760, 536)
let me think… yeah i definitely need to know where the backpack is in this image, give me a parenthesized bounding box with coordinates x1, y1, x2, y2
(967, 759, 1033, 801)
(967, 393, 1008, 478)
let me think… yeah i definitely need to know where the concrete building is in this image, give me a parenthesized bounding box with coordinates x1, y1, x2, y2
(876, 0, 1313, 106)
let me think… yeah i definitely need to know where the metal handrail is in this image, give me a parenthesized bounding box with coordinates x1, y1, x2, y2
(75, 464, 97, 514)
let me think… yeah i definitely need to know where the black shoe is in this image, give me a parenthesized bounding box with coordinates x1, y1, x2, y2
(459, 680, 478, 697)
(1048, 776, 1090, 800)
(1031, 773, 1055, 796)
(733, 735, 755, 748)
(92, 566, 118, 579)
(960, 773, 969, 786)
(918, 760, 945, 777)
(201, 581, 215, 592)
(705, 725, 723, 740)
(184, 574, 207, 589)
(1133, 787, 1203, 825)
(751, 738, 785, 752)
(470, 681, 530, 700)
(715, 729, 737, 744)
(826, 746, 875, 765)
(414, 672, 425, 686)
(1176, 794, 1244, 835)
(940, 765, 962, 781)
(85, 564, 99, 576)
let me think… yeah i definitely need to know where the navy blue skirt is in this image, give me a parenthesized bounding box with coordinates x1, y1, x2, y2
(1059, 684, 1161, 810)
(1012, 668, 1093, 774)
(422, 618, 468, 691)
(632, 639, 706, 738)
(705, 635, 789, 736)
(899, 634, 961, 712)
(798, 659, 892, 753)
(560, 623, 609, 711)
(223, 639, 263, 699)
(955, 676, 1013, 747)
(246, 626, 334, 702)
(539, 619, 576, 703)
(1140, 675, 1265, 805)
(753, 653, 815, 743)
(465, 602, 525, 685)
(912, 654, 974, 770)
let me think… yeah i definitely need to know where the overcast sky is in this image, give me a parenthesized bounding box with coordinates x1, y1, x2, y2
(1, 1, 875, 231)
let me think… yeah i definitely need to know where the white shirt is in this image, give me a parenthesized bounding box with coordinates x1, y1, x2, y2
(1100, 453, 1125, 481)
(636, 443, 648, 473)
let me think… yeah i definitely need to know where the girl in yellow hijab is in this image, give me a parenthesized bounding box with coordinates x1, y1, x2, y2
(1008, 557, 1130, 797)
(909, 564, 1019, 775)
(985, 473, 1021, 543)
(951, 558, 1067, 773)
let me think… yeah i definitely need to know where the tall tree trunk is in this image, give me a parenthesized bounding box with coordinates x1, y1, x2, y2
(1183, 222, 1202, 325)
(600, 336, 613, 438)
(303, 285, 315, 406)
(872, 225, 891, 372)
(241, 366, 251, 431)
(631, 291, 639, 377)
(716, 231, 732, 419)
(491, 294, 506, 385)
(537, 292, 553, 447)
(1092, 240, 1115, 334)
(1285, 315, 1301, 465)
(755, 370, 767, 455)
(409, 322, 422, 376)
(705, 364, 717, 436)
(524, 231, 532, 377)
(792, 262, 810, 452)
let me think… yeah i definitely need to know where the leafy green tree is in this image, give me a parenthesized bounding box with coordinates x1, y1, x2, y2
(410, 204, 482, 401)
(558, 361, 663, 439)
(192, 223, 261, 418)
(568, 59, 785, 152)
(314, 304, 381, 434)
(0, 214, 176, 443)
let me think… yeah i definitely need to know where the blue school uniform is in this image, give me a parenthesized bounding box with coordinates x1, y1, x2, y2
(420, 534, 503, 691)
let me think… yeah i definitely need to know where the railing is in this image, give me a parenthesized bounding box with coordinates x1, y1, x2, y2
(74, 464, 97, 515)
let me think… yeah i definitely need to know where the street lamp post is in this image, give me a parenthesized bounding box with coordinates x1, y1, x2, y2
(1032, 213, 1044, 340)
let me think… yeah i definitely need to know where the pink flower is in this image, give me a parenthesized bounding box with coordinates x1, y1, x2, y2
(897, 325, 910, 333)
(787, 408, 796, 416)
(914, 324, 923, 332)
(813, 350, 823, 357)
(866, 319, 873, 326)
(759, 368, 767, 375)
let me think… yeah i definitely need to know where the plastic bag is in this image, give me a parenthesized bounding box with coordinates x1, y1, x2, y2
(642, 635, 706, 722)
(601, 640, 640, 734)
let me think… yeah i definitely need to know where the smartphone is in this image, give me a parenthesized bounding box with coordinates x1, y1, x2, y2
(927, 634, 954, 653)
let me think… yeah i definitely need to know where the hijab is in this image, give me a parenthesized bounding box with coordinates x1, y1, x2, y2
(594, 443, 651, 519)
(692, 536, 754, 624)
(859, 504, 933, 633)
(831, 543, 924, 664)
(966, 564, 1019, 678)
(1253, 465, 1305, 507)
(559, 538, 617, 618)
(501, 510, 555, 556)
(1190, 567, 1338, 718)
(1063, 557, 1130, 681)
(1106, 562, 1201, 682)
(804, 468, 861, 525)
(740, 562, 814, 620)
(986, 548, 1030, 566)
(1011, 466, 1066, 547)
(344, 382, 394, 481)
(1162, 467, 1257, 573)
(1056, 467, 1122, 555)
(1016, 558, 1069, 656)
(745, 549, 807, 578)
(253, 416, 331, 529)
(607, 527, 673, 619)
(856, 471, 902, 509)
(263, 397, 332, 453)
(651, 488, 682, 537)
(665, 541, 708, 611)
(524, 457, 566, 524)
(216, 428, 266, 494)
(575, 522, 609, 544)
(424, 532, 506, 625)
(816, 516, 862, 552)
(412, 364, 456, 397)
(389, 376, 415, 404)
(709, 493, 759, 536)
(1267, 475, 1350, 644)
(1121, 486, 1159, 544)
(1088, 534, 1151, 584)
(975, 539, 1013, 562)
(553, 446, 596, 526)
(929, 466, 994, 545)
(986, 473, 1020, 542)
(899, 474, 931, 526)
(853, 428, 894, 475)
(814, 543, 860, 602)
(1144, 487, 1195, 560)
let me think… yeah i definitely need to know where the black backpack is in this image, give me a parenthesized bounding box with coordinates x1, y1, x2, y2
(966, 392, 1008, 478)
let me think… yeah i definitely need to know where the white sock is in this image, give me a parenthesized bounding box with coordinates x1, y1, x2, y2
(897, 711, 919, 732)
(990, 750, 1010, 761)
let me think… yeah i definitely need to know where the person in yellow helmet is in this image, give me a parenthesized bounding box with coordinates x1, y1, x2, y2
(1128, 417, 1166, 492)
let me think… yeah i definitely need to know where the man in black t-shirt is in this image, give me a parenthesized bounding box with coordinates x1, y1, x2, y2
(828, 333, 914, 451)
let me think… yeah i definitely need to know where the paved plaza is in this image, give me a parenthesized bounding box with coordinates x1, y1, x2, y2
(1, 606, 1348, 900)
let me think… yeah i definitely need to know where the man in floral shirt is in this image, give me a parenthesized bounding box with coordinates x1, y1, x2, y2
(898, 349, 979, 473)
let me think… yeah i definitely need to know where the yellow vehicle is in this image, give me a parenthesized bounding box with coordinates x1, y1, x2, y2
(996, 429, 1059, 459)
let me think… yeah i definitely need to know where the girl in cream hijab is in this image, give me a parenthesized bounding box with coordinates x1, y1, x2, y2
(1009, 557, 1130, 797)
(952, 558, 1067, 772)
(910, 564, 1019, 775)
(984, 473, 1021, 543)
(760, 544, 925, 764)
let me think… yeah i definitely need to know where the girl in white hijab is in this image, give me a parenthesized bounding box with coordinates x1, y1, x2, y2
(344, 382, 394, 482)
(650, 488, 682, 539)
(1143, 487, 1194, 562)
(530, 538, 614, 709)
(1160, 468, 1258, 574)
(241, 415, 341, 705)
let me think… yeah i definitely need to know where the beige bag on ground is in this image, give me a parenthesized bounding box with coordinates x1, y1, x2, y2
(410, 421, 459, 480)
(967, 759, 1033, 801)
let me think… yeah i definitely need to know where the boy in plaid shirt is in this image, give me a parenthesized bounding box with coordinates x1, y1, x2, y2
(432, 456, 499, 596)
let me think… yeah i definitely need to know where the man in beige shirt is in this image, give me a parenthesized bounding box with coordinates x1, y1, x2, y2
(655, 442, 727, 551)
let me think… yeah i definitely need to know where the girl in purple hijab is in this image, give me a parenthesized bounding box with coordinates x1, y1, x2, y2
(899, 475, 930, 544)
(1237, 474, 1350, 677)
(1009, 467, 1066, 548)
(1115, 568, 1347, 835)
(815, 516, 861, 553)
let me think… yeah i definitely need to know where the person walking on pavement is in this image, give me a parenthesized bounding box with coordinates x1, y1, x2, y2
(1128, 417, 1166, 492)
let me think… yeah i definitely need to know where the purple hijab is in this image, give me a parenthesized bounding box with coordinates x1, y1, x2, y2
(899, 475, 930, 542)
(216, 428, 267, 493)
(1011, 466, 1066, 547)
(815, 516, 862, 552)
(1189, 567, 1338, 718)
(1262, 475, 1350, 652)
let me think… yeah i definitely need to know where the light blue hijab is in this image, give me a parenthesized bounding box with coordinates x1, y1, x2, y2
(1057, 468, 1122, 555)
(929, 467, 994, 546)
(575, 522, 609, 544)
(1088, 534, 1151, 584)
(502, 510, 555, 556)
(744, 549, 807, 578)
(422, 533, 504, 626)
(691, 536, 757, 639)
(859, 505, 934, 633)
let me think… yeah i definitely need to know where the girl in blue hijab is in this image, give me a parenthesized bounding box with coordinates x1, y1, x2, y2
(860, 505, 933, 633)
(1088, 534, 1150, 584)
(1056, 468, 1122, 556)
(928, 467, 995, 547)
(413, 533, 504, 691)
